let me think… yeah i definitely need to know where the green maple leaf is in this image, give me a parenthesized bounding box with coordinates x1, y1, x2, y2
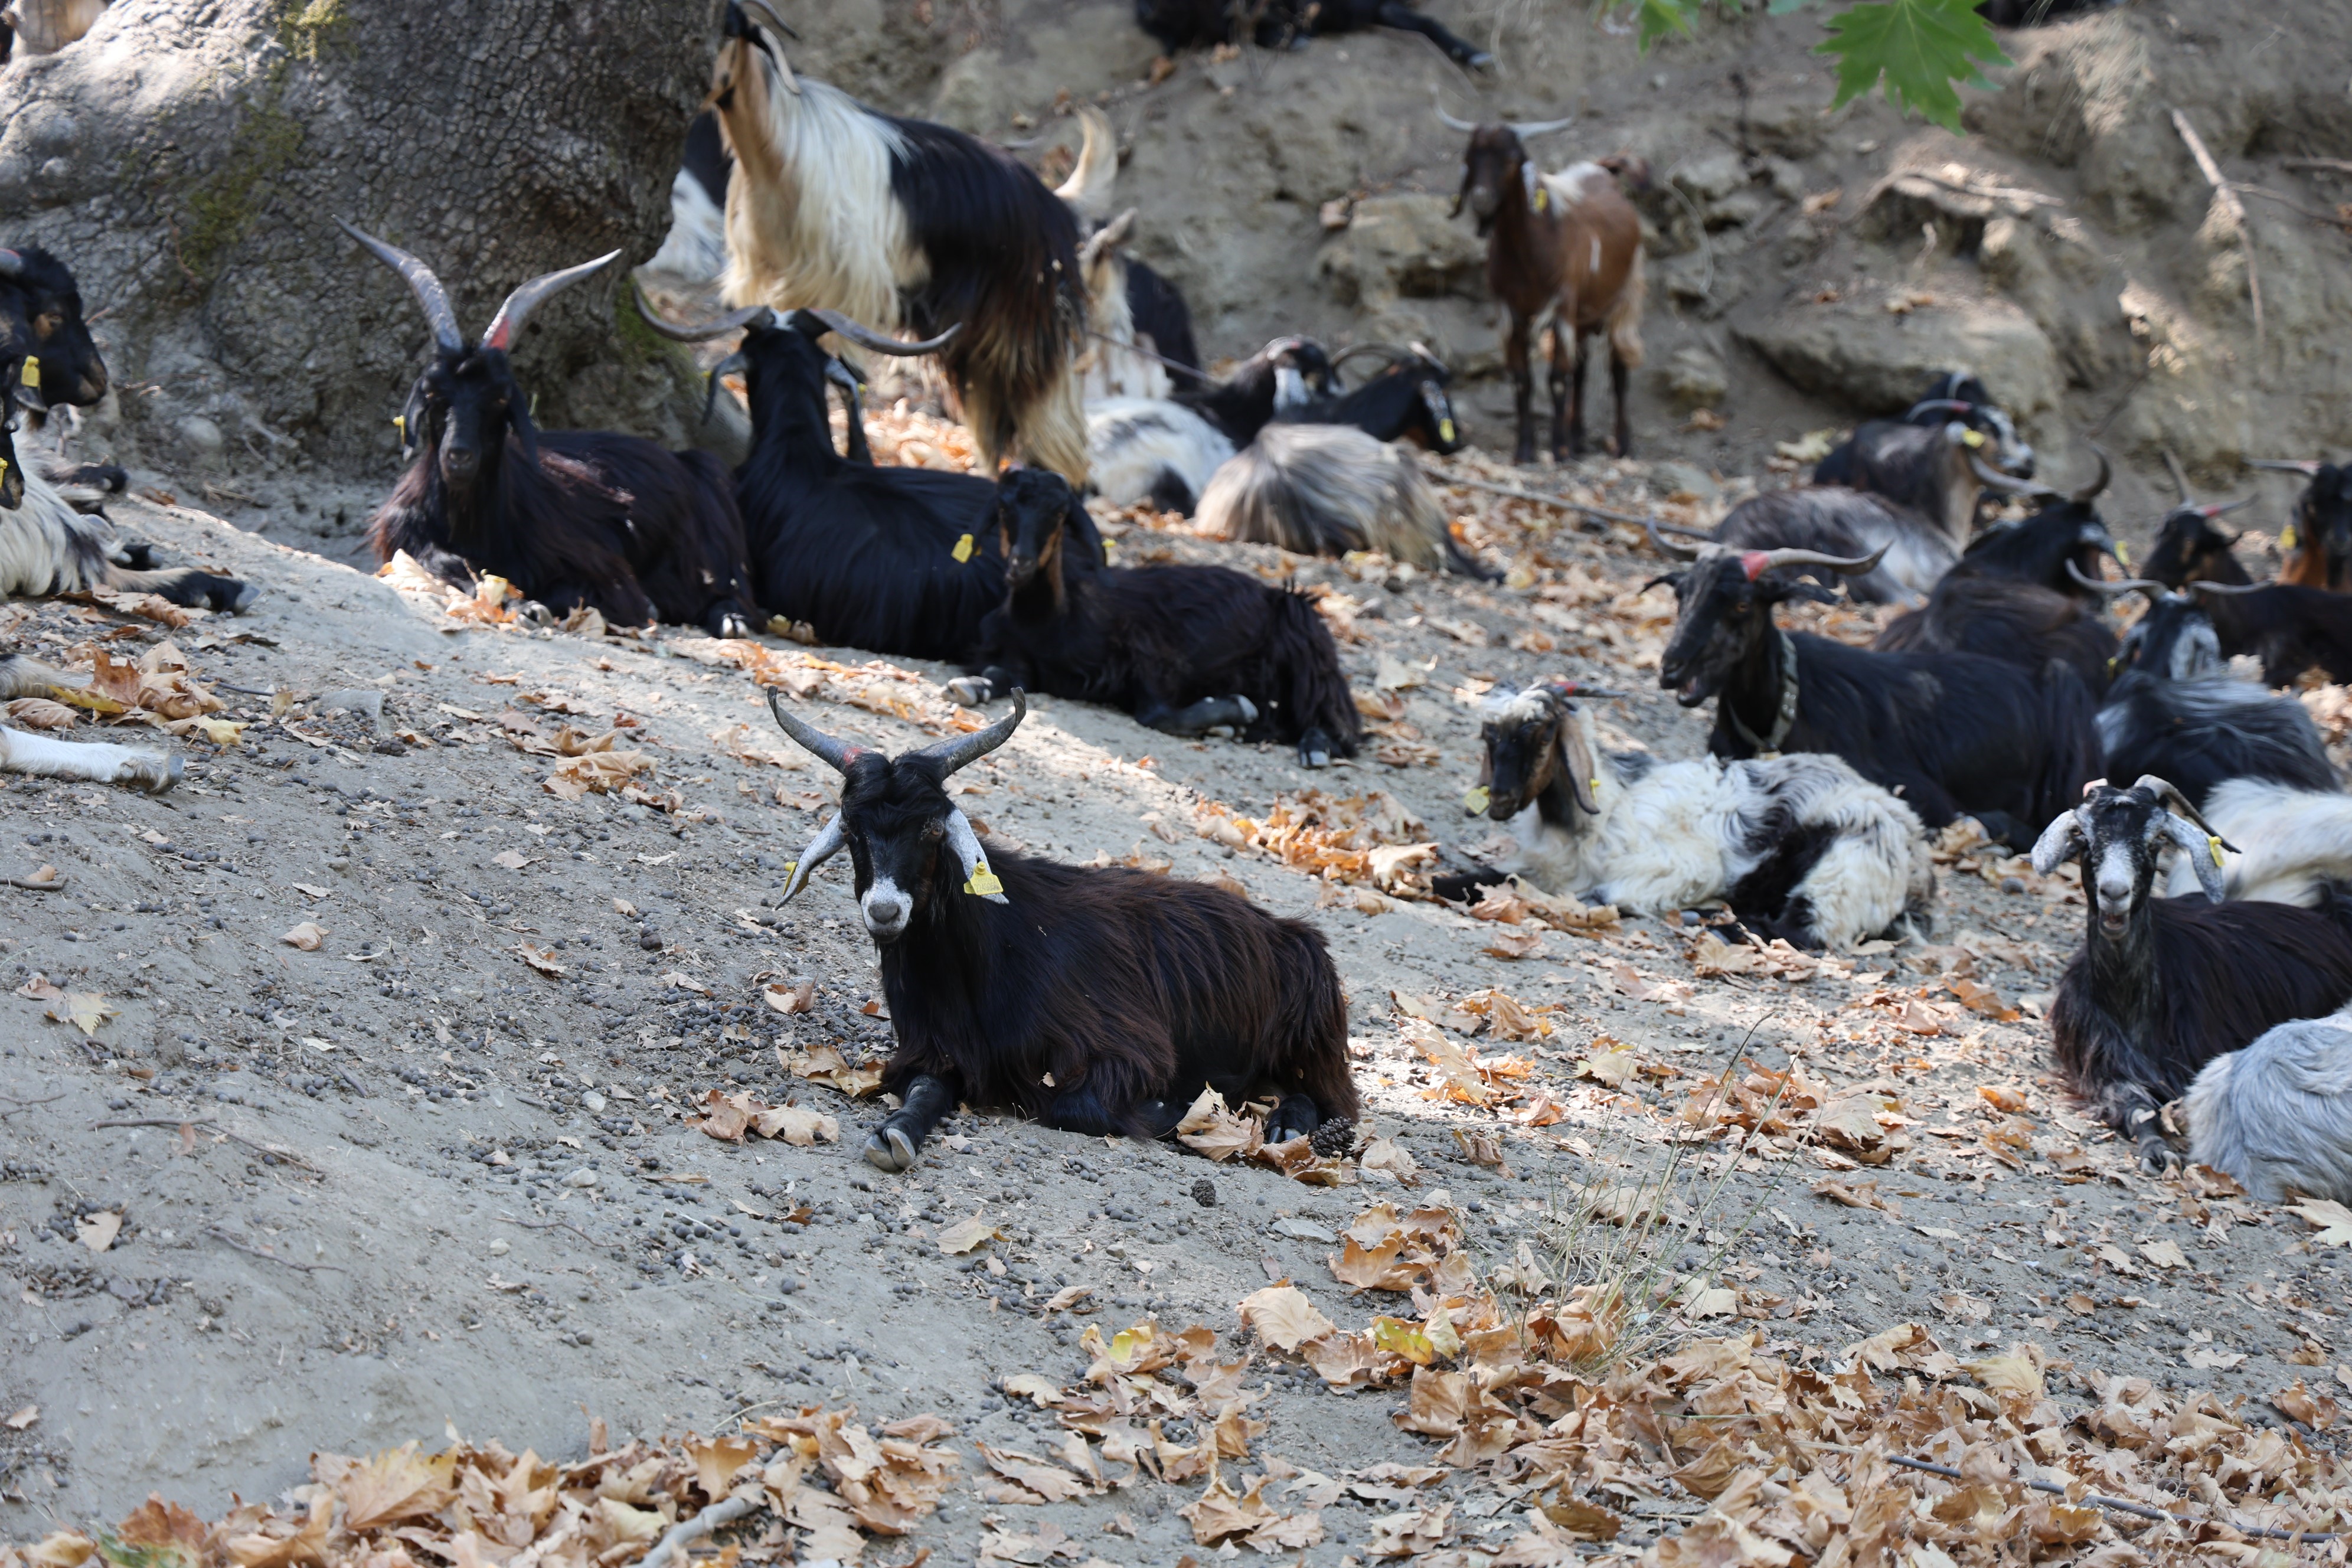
(1815, 0, 2011, 132)
(1631, 0, 1703, 47)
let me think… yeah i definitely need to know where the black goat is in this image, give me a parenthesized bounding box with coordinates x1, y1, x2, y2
(1175, 336, 1338, 447)
(952, 468, 1362, 767)
(0, 246, 107, 411)
(1812, 378, 2035, 537)
(347, 227, 757, 638)
(2031, 777, 2352, 1172)
(1871, 494, 2119, 694)
(1135, 0, 1492, 68)
(766, 690, 1360, 1172)
(2140, 500, 2352, 683)
(2249, 458, 2352, 592)
(640, 291, 1102, 664)
(1652, 538, 2102, 847)
(1285, 342, 1467, 454)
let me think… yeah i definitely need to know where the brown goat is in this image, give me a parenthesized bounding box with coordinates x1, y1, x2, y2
(1445, 113, 1646, 463)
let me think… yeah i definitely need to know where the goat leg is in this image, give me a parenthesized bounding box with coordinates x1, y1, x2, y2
(865, 1074, 956, 1173)
(1266, 1089, 1326, 1144)
(1505, 315, 1537, 466)
(702, 599, 756, 640)
(1152, 694, 1259, 737)
(104, 565, 258, 615)
(1559, 324, 1589, 461)
(1611, 342, 1633, 459)
(1371, 1, 1494, 68)
(1296, 725, 1334, 770)
(943, 668, 1013, 707)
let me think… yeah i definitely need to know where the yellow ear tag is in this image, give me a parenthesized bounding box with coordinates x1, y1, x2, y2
(19, 356, 38, 387)
(1961, 429, 1985, 448)
(2209, 836, 2224, 868)
(1462, 784, 1490, 814)
(393, 414, 407, 441)
(964, 861, 1004, 897)
(780, 860, 798, 881)
(1590, 777, 1601, 793)
(2115, 540, 2131, 566)
(0, 458, 9, 482)
(2282, 525, 2298, 551)
(1533, 187, 1549, 213)
(952, 533, 975, 563)
(1103, 536, 1116, 558)
(1438, 418, 1456, 442)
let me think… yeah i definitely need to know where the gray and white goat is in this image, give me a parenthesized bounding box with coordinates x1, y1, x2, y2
(2187, 1003, 2352, 1204)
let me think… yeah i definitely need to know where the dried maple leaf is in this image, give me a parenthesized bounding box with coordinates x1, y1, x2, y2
(279, 922, 328, 952)
(315, 1442, 458, 1530)
(939, 1214, 1002, 1255)
(1237, 1284, 1335, 1351)
(2289, 1198, 2352, 1247)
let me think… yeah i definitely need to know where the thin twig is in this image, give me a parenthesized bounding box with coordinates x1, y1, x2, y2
(92, 1116, 322, 1172)
(1419, 465, 1660, 527)
(2173, 109, 2263, 368)
(1878, 1451, 2338, 1543)
(498, 1213, 610, 1249)
(205, 1224, 347, 1274)
(0, 1091, 66, 1116)
(639, 1495, 757, 1568)
(2280, 157, 2352, 178)
(2230, 182, 2352, 230)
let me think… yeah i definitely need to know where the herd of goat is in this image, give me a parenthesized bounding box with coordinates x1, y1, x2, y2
(5, 0, 2352, 1200)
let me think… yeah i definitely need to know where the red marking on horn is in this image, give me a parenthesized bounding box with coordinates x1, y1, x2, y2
(482, 321, 513, 352)
(1740, 551, 1772, 581)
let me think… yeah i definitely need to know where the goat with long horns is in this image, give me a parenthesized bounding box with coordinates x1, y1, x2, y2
(765, 688, 1360, 1173)
(345, 223, 760, 638)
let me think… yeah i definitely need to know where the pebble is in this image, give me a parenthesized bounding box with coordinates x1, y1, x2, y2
(489, 1239, 510, 1256)
(564, 1168, 599, 1188)
(584, 1092, 607, 1112)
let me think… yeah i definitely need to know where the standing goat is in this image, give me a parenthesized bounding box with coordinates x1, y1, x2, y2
(2031, 778, 2352, 1173)
(767, 690, 1360, 1172)
(2187, 1004, 2352, 1204)
(1652, 538, 2102, 847)
(645, 111, 734, 284)
(347, 227, 757, 638)
(1453, 680, 1933, 949)
(1441, 110, 1644, 463)
(952, 468, 1362, 767)
(710, 1, 1088, 482)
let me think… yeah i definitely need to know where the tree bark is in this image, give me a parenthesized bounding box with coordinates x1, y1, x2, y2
(0, 0, 714, 486)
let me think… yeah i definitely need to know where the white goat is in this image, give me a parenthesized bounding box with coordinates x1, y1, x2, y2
(2165, 779, 2352, 906)
(2187, 1002, 2352, 1203)
(1466, 682, 1933, 949)
(1087, 397, 1233, 514)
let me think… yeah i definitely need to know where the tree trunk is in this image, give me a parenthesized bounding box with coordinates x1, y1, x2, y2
(0, 0, 716, 492)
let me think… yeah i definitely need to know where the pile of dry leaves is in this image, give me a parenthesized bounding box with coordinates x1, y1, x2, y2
(2, 1408, 959, 1568)
(1194, 789, 1437, 899)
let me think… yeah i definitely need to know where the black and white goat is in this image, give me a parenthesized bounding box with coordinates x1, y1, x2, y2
(1652, 538, 2102, 847)
(1812, 371, 2035, 536)
(645, 110, 733, 283)
(1134, 0, 1492, 69)
(1195, 422, 1493, 577)
(950, 468, 1361, 767)
(1452, 680, 1933, 949)
(767, 690, 1360, 1171)
(711, 1, 1089, 481)
(0, 653, 178, 793)
(347, 227, 758, 638)
(1871, 490, 2121, 694)
(2032, 777, 2352, 1173)
(2186, 1002, 2352, 1204)
(1285, 342, 1467, 454)
(641, 292, 1103, 664)
(1060, 110, 1203, 403)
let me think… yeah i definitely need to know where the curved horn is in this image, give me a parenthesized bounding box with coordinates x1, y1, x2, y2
(796, 309, 961, 357)
(737, 0, 802, 91)
(1054, 106, 1120, 224)
(2132, 773, 2232, 848)
(1645, 521, 1703, 560)
(2186, 577, 2276, 597)
(0, 249, 23, 280)
(631, 277, 770, 342)
(776, 813, 847, 904)
(2070, 443, 2113, 505)
(1331, 341, 1415, 370)
(702, 349, 749, 426)
(1433, 92, 1480, 133)
(2066, 559, 2168, 597)
(2198, 496, 2256, 518)
(1900, 397, 1974, 422)
(1755, 543, 1891, 577)
(903, 688, 1028, 776)
(484, 250, 623, 352)
(2248, 459, 2326, 476)
(1505, 115, 1578, 137)
(338, 220, 465, 354)
(1969, 452, 2059, 498)
(766, 687, 868, 773)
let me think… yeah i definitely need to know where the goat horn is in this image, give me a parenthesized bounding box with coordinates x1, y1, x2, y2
(1968, 452, 2059, 498)
(1900, 397, 1974, 422)
(631, 277, 770, 341)
(2070, 443, 2113, 505)
(2131, 773, 2235, 850)
(2248, 459, 2325, 475)
(2199, 496, 2256, 518)
(0, 249, 22, 279)
(2186, 577, 2275, 597)
(737, 0, 800, 38)
(483, 250, 623, 353)
(1506, 115, 1577, 137)
(736, 0, 801, 92)
(796, 309, 960, 357)
(2162, 448, 2192, 503)
(903, 688, 1028, 776)
(2065, 559, 2167, 597)
(1054, 106, 1120, 224)
(776, 812, 847, 904)
(338, 220, 465, 355)
(1433, 92, 1480, 133)
(1330, 342, 1413, 369)
(767, 687, 869, 774)
(1644, 521, 1703, 560)
(1753, 543, 1891, 577)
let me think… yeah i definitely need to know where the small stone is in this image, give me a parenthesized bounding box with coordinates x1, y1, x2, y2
(638, 929, 664, 951)
(488, 1239, 510, 1256)
(1191, 1178, 1216, 1208)
(2002, 877, 2027, 895)
(564, 1168, 598, 1188)
(584, 1092, 607, 1112)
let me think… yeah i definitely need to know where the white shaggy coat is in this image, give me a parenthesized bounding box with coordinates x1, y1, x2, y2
(647, 165, 729, 283)
(1086, 397, 1233, 512)
(0, 455, 122, 597)
(1195, 423, 1453, 572)
(2187, 1002, 2352, 1203)
(2168, 778, 2352, 906)
(1492, 693, 1932, 949)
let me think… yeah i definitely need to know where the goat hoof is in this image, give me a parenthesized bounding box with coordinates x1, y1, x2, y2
(1464, 50, 1495, 70)
(122, 754, 182, 795)
(1232, 694, 1260, 726)
(518, 600, 554, 628)
(943, 677, 994, 707)
(864, 1126, 919, 1173)
(1298, 727, 1333, 769)
(2137, 1142, 2184, 1178)
(224, 582, 260, 615)
(716, 613, 753, 639)
(1266, 1096, 1322, 1145)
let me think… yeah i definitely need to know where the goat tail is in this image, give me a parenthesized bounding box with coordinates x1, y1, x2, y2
(2199, 780, 2352, 907)
(1269, 588, 1364, 756)
(0, 654, 75, 702)
(1265, 916, 1361, 1125)
(1606, 247, 1647, 368)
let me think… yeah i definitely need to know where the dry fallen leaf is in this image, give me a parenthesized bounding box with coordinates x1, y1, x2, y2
(1237, 1283, 1335, 1351)
(940, 1214, 1003, 1255)
(76, 1211, 123, 1253)
(2, 1405, 34, 1431)
(280, 922, 328, 952)
(763, 979, 816, 1015)
(516, 943, 567, 977)
(491, 848, 532, 872)
(2289, 1198, 2352, 1247)
(47, 991, 117, 1038)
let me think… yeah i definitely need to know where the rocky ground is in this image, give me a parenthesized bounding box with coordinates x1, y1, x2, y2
(2, 433, 2348, 1565)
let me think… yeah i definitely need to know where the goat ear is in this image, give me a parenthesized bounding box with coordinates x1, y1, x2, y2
(2029, 810, 2086, 876)
(942, 808, 1008, 904)
(2161, 813, 2228, 901)
(778, 813, 848, 904)
(1558, 707, 1601, 816)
